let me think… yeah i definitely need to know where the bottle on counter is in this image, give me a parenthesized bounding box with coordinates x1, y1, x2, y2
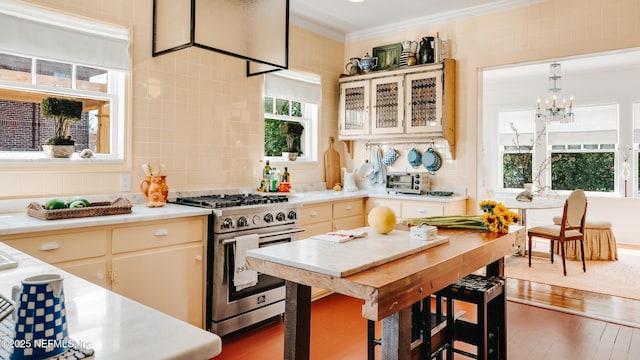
(263, 160, 271, 179)
(281, 167, 290, 183)
(269, 168, 279, 192)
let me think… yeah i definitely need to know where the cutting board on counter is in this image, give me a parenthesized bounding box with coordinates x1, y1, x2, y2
(324, 137, 340, 189)
(247, 228, 449, 278)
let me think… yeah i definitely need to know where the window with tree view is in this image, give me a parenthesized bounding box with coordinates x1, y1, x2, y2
(263, 71, 320, 162)
(0, 2, 129, 162)
(500, 104, 617, 193)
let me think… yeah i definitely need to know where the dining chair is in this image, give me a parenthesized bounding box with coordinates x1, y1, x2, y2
(527, 189, 588, 276)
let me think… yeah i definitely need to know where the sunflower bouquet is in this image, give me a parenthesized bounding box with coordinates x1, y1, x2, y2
(405, 200, 520, 234)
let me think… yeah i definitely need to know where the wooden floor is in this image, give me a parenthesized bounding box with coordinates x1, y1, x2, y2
(214, 279, 640, 360)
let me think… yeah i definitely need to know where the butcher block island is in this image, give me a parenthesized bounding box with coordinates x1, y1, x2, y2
(246, 225, 525, 360)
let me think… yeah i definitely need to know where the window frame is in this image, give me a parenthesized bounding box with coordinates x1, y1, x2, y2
(0, 57, 126, 163)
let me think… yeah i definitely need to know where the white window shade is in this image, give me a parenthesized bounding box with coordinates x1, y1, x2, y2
(264, 71, 322, 104)
(0, 1, 130, 71)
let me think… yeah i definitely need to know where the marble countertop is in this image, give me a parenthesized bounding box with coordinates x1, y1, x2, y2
(0, 204, 211, 236)
(0, 188, 466, 236)
(248, 226, 449, 277)
(0, 243, 222, 359)
(287, 189, 467, 205)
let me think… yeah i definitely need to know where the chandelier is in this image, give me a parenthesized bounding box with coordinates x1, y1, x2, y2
(536, 62, 574, 123)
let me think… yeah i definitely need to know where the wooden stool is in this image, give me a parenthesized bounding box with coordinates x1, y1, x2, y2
(553, 217, 618, 260)
(444, 274, 506, 360)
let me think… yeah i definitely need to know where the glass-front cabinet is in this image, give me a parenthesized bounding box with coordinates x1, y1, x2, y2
(405, 70, 443, 134)
(338, 59, 455, 145)
(338, 80, 370, 136)
(371, 76, 404, 134)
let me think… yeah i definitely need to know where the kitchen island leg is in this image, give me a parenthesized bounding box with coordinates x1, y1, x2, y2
(381, 306, 413, 359)
(284, 281, 311, 360)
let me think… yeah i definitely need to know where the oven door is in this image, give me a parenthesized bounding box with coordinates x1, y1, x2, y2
(212, 228, 303, 322)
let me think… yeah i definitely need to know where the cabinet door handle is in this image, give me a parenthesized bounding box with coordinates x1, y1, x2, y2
(39, 242, 60, 251)
(344, 205, 352, 211)
(97, 273, 105, 280)
(309, 211, 318, 217)
(196, 255, 203, 262)
(154, 229, 169, 236)
(417, 208, 427, 213)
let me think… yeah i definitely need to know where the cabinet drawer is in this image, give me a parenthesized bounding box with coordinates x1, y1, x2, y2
(301, 222, 333, 238)
(402, 202, 444, 218)
(3, 230, 107, 264)
(333, 200, 364, 219)
(333, 215, 364, 231)
(112, 218, 204, 254)
(365, 198, 402, 219)
(299, 204, 332, 225)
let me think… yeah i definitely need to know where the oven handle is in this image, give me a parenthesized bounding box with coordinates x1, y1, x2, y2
(221, 228, 304, 245)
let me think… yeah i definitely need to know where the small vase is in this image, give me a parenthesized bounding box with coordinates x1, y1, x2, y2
(42, 144, 75, 158)
(516, 183, 533, 202)
(282, 152, 297, 161)
(140, 175, 169, 207)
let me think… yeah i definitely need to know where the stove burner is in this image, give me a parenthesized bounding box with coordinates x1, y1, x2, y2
(175, 194, 289, 209)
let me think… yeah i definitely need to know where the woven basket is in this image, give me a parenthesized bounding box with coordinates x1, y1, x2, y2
(27, 197, 133, 220)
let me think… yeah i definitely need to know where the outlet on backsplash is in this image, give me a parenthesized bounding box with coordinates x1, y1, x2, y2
(120, 174, 131, 191)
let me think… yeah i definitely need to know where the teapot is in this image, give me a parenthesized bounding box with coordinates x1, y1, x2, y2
(359, 53, 378, 73)
(345, 57, 361, 76)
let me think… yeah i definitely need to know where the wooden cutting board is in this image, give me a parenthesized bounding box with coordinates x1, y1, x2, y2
(324, 137, 340, 189)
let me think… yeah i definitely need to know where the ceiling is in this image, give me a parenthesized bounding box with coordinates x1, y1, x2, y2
(289, 0, 542, 42)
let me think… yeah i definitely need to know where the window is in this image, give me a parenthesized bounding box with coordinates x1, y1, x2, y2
(547, 105, 617, 192)
(0, 53, 123, 157)
(498, 105, 618, 193)
(0, 2, 130, 161)
(263, 71, 321, 162)
(498, 110, 534, 189)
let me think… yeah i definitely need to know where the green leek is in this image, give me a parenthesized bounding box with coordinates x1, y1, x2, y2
(405, 215, 489, 231)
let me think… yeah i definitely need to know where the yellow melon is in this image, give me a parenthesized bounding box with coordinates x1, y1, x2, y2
(367, 206, 397, 234)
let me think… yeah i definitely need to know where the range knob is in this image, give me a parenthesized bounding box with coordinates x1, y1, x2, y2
(237, 216, 249, 228)
(252, 215, 262, 226)
(222, 218, 234, 229)
(264, 213, 274, 223)
(276, 212, 286, 222)
(287, 211, 298, 220)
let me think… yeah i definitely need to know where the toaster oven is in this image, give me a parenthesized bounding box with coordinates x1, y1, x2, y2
(385, 173, 430, 194)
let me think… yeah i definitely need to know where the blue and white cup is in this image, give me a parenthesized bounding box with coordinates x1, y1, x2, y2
(11, 274, 69, 359)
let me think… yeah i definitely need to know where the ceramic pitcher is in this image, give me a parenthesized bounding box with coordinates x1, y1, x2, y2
(341, 168, 358, 192)
(140, 175, 169, 207)
(11, 274, 69, 359)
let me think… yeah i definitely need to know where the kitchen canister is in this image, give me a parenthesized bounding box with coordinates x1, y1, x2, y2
(11, 274, 69, 359)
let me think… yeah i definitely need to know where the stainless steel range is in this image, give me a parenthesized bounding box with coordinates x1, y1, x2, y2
(174, 193, 302, 336)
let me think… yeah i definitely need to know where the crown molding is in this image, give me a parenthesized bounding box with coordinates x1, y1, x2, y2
(345, 0, 543, 43)
(290, 14, 346, 43)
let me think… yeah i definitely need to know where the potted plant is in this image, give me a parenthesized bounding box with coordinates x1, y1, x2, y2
(279, 121, 304, 161)
(41, 97, 83, 158)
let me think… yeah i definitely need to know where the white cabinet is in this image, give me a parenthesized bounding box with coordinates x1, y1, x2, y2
(405, 71, 444, 134)
(1, 216, 207, 328)
(338, 80, 370, 136)
(370, 76, 404, 134)
(338, 59, 455, 149)
(365, 196, 466, 222)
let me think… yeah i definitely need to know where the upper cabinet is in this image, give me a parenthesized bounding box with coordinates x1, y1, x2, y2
(338, 59, 455, 150)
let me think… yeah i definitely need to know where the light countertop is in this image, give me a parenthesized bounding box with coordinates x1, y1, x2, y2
(0, 242, 222, 359)
(287, 189, 467, 205)
(0, 204, 211, 236)
(0, 189, 466, 236)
